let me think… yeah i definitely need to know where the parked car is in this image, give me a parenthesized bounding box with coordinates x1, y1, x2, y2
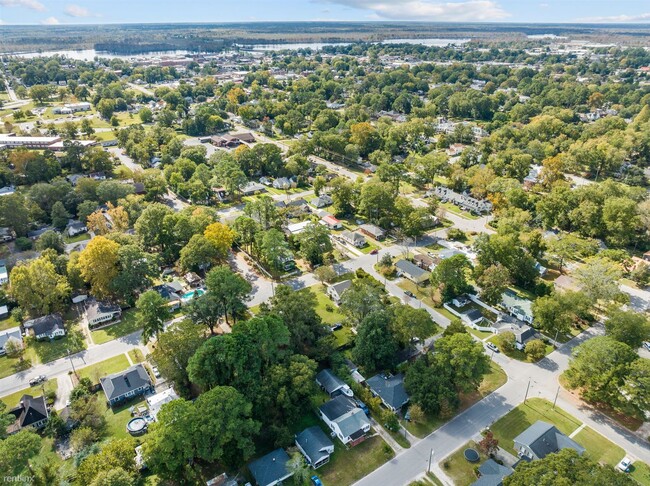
(151, 366, 161, 379)
(311, 475, 323, 486)
(330, 323, 342, 332)
(404, 290, 415, 298)
(354, 398, 370, 416)
(617, 457, 632, 472)
(643, 341, 650, 351)
(370, 249, 378, 255)
(29, 375, 46, 386)
(486, 342, 499, 353)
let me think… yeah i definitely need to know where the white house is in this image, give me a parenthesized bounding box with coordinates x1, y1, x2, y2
(327, 280, 352, 304)
(341, 230, 366, 248)
(23, 314, 65, 340)
(319, 395, 370, 447)
(0, 327, 22, 356)
(146, 387, 180, 420)
(86, 300, 122, 329)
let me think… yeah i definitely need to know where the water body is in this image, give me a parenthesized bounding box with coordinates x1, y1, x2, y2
(6, 38, 471, 59)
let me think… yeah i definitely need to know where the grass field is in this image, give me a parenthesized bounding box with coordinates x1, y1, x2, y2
(77, 354, 131, 384)
(573, 426, 625, 467)
(0, 378, 57, 408)
(319, 435, 394, 486)
(490, 398, 582, 452)
(91, 309, 141, 345)
(405, 362, 507, 438)
(0, 315, 19, 331)
(26, 325, 87, 364)
(631, 462, 650, 486)
(442, 440, 486, 486)
(311, 285, 346, 325)
(101, 394, 148, 440)
(64, 232, 90, 244)
(128, 348, 146, 364)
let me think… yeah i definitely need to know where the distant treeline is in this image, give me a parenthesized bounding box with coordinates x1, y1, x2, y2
(94, 39, 234, 55)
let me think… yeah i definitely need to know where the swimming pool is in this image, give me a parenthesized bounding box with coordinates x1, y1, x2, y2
(181, 288, 205, 301)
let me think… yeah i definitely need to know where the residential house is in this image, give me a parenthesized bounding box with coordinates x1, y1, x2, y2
(413, 254, 435, 271)
(100, 363, 153, 406)
(366, 374, 409, 412)
(501, 290, 534, 325)
(184, 272, 202, 288)
(471, 459, 513, 486)
(327, 280, 352, 304)
(340, 230, 366, 248)
(513, 421, 585, 461)
(0, 305, 8, 319)
(295, 426, 335, 469)
(232, 132, 256, 144)
(7, 395, 48, 434)
(23, 314, 65, 340)
(0, 186, 16, 197)
(146, 387, 180, 421)
(312, 194, 333, 208)
(395, 259, 429, 285)
(433, 186, 492, 214)
(272, 177, 297, 190)
(316, 369, 353, 398)
(248, 448, 293, 486)
(286, 221, 311, 235)
(534, 261, 547, 277)
(319, 395, 371, 446)
(67, 220, 87, 237)
(239, 181, 266, 196)
(86, 300, 122, 329)
(153, 282, 184, 311)
(321, 214, 342, 230)
(0, 327, 22, 356)
(460, 308, 484, 325)
(359, 223, 385, 241)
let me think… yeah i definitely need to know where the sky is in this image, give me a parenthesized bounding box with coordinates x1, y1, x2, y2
(1, 0, 650, 26)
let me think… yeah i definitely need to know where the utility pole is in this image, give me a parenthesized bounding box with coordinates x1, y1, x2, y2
(524, 380, 531, 403)
(67, 348, 77, 378)
(427, 448, 434, 473)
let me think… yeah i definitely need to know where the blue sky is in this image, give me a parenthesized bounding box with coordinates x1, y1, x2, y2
(1, 0, 649, 26)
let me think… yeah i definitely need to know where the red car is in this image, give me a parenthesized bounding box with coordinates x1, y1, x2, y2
(370, 249, 379, 255)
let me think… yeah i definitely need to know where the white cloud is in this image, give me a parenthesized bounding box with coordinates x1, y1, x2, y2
(64, 4, 91, 17)
(40, 16, 60, 24)
(0, 0, 46, 11)
(320, 0, 509, 21)
(579, 12, 650, 23)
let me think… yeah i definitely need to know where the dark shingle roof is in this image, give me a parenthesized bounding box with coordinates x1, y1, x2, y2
(23, 314, 64, 336)
(295, 426, 333, 465)
(248, 448, 292, 486)
(514, 421, 585, 459)
(366, 374, 409, 410)
(316, 369, 347, 396)
(9, 394, 48, 428)
(319, 395, 357, 421)
(100, 364, 151, 401)
(395, 259, 427, 279)
(472, 459, 513, 486)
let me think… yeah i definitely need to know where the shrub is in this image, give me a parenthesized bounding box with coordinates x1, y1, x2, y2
(525, 339, 547, 361)
(447, 228, 466, 241)
(494, 332, 516, 354)
(14, 237, 33, 251)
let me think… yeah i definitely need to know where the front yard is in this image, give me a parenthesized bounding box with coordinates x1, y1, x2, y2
(0, 378, 57, 408)
(91, 309, 141, 345)
(318, 435, 394, 486)
(441, 440, 487, 486)
(76, 354, 131, 384)
(572, 426, 625, 467)
(404, 361, 507, 438)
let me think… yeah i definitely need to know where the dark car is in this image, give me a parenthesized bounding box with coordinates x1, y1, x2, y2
(404, 290, 415, 298)
(29, 375, 46, 387)
(370, 249, 379, 255)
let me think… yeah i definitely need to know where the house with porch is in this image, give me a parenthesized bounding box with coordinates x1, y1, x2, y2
(395, 259, 429, 285)
(319, 395, 371, 447)
(23, 314, 65, 340)
(100, 364, 153, 407)
(366, 374, 409, 412)
(295, 426, 334, 469)
(248, 448, 293, 486)
(86, 300, 122, 329)
(7, 395, 48, 434)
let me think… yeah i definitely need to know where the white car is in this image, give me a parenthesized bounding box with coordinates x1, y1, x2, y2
(486, 342, 500, 353)
(643, 341, 650, 351)
(617, 457, 632, 472)
(151, 366, 161, 379)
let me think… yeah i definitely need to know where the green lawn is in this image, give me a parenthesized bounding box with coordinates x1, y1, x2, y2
(0, 354, 29, 379)
(0, 378, 57, 408)
(0, 315, 19, 331)
(333, 326, 354, 348)
(64, 232, 91, 244)
(359, 241, 381, 254)
(91, 309, 141, 345)
(101, 394, 148, 440)
(128, 348, 146, 364)
(405, 362, 507, 438)
(467, 327, 494, 340)
(319, 435, 394, 486)
(441, 440, 486, 486)
(631, 462, 650, 486)
(397, 280, 438, 310)
(573, 426, 625, 467)
(310, 285, 346, 325)
(77, 354, 131, 384)
(26, 324, 87, 364)
(490, 398, 582, 452)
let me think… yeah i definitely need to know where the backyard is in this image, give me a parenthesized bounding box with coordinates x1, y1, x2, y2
(91, 309, 141, 345)
(100, 394, 149, 440)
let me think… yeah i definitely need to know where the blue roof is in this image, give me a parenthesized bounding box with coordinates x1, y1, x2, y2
(366, 374, 409, 410)
(248, 448, 292, 486)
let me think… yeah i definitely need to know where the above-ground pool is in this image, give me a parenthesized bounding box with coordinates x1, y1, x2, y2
(464, 448, 480, 462)
(181, 288, 205, 301)
(127, 417, 148, 436)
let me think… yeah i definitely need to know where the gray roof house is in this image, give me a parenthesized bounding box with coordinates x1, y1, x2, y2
(366, 374, 409, 412)
(248, 448, 293, 486)
(319, 395, 371, 446)
(513, 421, 585, 461)
(395, 259, 429, 284)
(312, 194, 333, 208)
(7, 394, 48, 434)
(327, 280, 352, 303)
(359, 223, 385, 240)
(23, 314, 65, 340)
(316, 369, 353, 398)
(295, 426, 335, 468)
(501, 290, 534, 325)
(341, 230, 366, 248)
(0, 326, 22, 356)
(86, 300, 122, 329)
(471, 459, 513, 486)
(461, 308, 484, 325)
(100, 364, 152, 406)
